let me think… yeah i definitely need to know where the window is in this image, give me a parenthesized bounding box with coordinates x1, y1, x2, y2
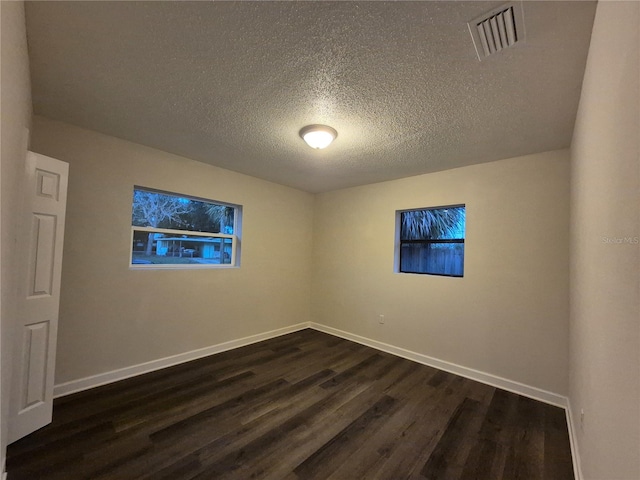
(130, 187, 241, 268)
(397, 205, 465, 277)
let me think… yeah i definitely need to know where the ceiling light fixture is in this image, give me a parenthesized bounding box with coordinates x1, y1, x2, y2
(299, 124, 338, 149)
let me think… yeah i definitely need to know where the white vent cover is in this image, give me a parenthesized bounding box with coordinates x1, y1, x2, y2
(468, 2, 525, 61)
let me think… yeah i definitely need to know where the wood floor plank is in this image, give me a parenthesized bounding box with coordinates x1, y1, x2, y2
(420, 397, 487, 479)
(543, 405, 575, 479)
(6, 329, 574, 480)
(191, 352, 405, 479)
(189, 380, 380, 479)
(501, 395, 546, 480)
(133, 369, 362, 480)
(461, 389, 518, 479)
(233, 355, 418, 480)
(326, 371, 460, 480)
(293, 394, 399, 479)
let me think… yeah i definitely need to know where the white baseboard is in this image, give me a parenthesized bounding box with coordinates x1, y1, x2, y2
(51, 321, 579, 475)
(309, 322, 569, 408)
(53, 322, 310, 398)
(54, 320, 570, 411)
(566, 403, 583, 480)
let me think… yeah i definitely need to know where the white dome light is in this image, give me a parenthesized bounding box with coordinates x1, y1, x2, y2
(299, 125, 338, 149)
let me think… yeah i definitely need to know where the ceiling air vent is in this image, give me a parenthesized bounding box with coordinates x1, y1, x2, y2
(468, 2, 525, 61)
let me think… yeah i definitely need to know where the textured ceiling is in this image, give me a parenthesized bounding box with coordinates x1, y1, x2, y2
(25, 1, 597, 193)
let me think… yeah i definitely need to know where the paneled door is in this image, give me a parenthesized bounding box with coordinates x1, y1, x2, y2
(9, 151, 68, 443)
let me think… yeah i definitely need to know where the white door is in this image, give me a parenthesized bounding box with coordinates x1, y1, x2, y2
(9, 151, 68, 443)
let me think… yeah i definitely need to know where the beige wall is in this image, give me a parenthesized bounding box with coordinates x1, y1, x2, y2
(312, 150, 570, 395)
(30, 116, 314, 385)
(12, 6, 639, 478)
(0, 0, 32, 473)
(569, 1, 640, 479)
(30, 115, 574, 399)
(31, 117, 574, 399)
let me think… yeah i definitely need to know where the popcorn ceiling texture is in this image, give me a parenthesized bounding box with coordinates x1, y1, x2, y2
(25, 1, 596, 193)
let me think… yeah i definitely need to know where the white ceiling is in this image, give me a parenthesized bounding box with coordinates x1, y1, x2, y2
(25, 1, 597, 193)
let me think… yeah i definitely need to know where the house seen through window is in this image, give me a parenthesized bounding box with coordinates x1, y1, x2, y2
(397, 205, 465, 277)
(131, 187, 241, 268)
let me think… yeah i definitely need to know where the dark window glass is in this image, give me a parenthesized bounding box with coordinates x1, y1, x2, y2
(131, 187, 239, 267)
(132, 188, 234, 234)
(399, 206, 465, 276)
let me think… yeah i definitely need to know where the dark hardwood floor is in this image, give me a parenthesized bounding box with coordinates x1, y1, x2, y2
(7, 329, 574, 479)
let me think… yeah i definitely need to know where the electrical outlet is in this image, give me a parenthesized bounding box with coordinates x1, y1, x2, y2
(378, 314, 385, 324)
(580, 409, 585, 429)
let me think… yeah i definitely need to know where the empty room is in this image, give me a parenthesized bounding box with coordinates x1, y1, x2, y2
(1, 1, 638, 479)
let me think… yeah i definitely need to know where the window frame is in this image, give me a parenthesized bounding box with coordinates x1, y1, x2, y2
(395, 204, 465, 278)
(130, 186, 242, 270)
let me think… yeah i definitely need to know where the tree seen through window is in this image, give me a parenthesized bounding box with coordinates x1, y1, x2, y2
(398, 206, 465, 276)
(131, 187, 239, 267)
